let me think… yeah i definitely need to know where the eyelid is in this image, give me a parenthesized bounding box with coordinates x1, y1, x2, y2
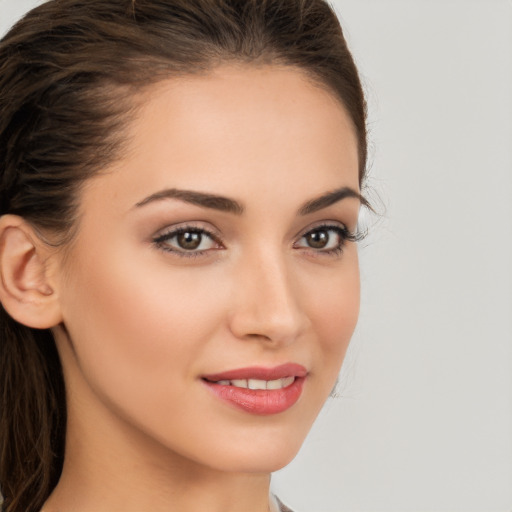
(152, 222, 224, 256)
(292, 221, 361, 256)
(295, 220, 348, 240)
(153, 220, 222, 238)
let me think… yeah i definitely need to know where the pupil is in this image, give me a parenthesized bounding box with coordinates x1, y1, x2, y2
(307, 230, 328, 249)
(178, 231, 201, 250)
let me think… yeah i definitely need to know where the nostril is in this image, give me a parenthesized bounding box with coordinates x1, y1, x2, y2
(245, 332, 272, 341)
(229, 311, 308, 346)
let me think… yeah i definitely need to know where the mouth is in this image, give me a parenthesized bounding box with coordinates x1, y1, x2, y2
(201, 363, 307, 415)
(205, 376, 296, 390)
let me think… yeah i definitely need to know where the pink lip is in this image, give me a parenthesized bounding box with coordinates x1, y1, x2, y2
(202, 363, 307, 415)
(202, 363, 307, 382)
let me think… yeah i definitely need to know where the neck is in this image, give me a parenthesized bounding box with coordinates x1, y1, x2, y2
(45, 461, 271, 512)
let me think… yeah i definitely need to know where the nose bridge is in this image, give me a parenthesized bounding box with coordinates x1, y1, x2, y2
(229, 246, 308, 344)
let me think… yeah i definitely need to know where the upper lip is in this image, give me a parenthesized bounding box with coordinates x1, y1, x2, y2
(202, 363, 308, 382)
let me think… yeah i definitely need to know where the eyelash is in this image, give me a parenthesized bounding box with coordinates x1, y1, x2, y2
(153, 226, 221, 259)
(152, 223, 360, 259)
(294, 224, 359, 257)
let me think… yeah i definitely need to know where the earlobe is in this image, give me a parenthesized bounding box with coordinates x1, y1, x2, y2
(0, 214, 63, 329)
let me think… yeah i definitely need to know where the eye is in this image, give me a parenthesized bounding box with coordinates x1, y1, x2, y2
(153, 226, 221, 256)
(294, 224, 352, 255)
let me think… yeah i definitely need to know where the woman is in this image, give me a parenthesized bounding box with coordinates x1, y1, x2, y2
(0, 1, 369, 511)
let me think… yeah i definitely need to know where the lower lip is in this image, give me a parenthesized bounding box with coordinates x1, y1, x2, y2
(203, 377, 306, 415)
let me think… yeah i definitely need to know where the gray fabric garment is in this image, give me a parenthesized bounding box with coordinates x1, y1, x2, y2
(276, 496, 294, 512)
(271, 494, 294, 512)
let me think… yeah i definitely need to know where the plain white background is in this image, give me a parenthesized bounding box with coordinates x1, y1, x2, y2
(1, 1, 511, 511)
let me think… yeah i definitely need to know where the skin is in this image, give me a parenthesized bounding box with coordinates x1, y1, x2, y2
(41, 65, 361, 512)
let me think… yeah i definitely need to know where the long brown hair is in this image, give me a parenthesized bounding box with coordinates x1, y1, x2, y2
(0, 1, 367, 510)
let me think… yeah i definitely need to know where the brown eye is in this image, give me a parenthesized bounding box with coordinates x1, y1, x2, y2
(154, 227, 219, 255)
(305, 230, 330, 249)
(177, 231, 203, 250)
(295, 225, 348, 253)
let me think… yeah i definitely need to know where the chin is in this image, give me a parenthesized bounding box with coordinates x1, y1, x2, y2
(210, 446, 302, 474)
(190, 425, 311, 475)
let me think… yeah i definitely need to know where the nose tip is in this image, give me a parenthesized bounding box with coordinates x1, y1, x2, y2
(228, 257, 309, 346)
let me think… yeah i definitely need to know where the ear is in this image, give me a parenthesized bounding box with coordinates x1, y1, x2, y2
(0, 214, 63, 329)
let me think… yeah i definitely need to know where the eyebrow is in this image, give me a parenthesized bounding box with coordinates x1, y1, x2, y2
(135, 188, 244, 214)
(134, 186, 365, 215)
(298, 186, 367, 215)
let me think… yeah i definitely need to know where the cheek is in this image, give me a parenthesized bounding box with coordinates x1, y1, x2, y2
(307, 250, 360, 382)
(57, 243, 226, 404)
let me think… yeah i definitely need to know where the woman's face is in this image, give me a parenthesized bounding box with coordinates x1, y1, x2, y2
(52, 65, 361, 473)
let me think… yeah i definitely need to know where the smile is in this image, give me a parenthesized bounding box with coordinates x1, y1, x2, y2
(212, 377, 295, 389)
(202, 364, 307, 415)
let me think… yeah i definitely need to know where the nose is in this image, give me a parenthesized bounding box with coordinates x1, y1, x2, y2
(227, 250, 310, 346)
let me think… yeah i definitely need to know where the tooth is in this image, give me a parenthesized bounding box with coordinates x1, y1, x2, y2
(281, 376, 295, 388)
(217, 380, 230, 386)
(266, 378, 283, 390)
(248, 379, 267, 390)
(231, 379, 248, 388)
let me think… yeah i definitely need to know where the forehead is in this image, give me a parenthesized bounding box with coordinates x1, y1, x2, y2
(84, 64, 359, 215)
